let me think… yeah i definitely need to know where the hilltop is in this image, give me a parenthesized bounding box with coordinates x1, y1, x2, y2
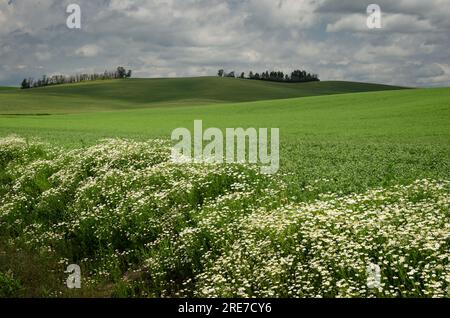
(0, 77, 407, 114)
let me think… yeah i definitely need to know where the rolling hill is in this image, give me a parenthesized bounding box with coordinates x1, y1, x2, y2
(1, 76, 447, 198)
(0, 86, 447, 145)
(0, 83, 449, 221)
(0, 77, 407, 114)
(0, 76, 448, 298)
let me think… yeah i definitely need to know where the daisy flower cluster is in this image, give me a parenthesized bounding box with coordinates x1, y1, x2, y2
(0, 136, 448, 298)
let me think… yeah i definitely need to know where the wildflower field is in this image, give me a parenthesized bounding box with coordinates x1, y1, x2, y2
(0, 136, 449, 298)
(0, 79, 449, 297)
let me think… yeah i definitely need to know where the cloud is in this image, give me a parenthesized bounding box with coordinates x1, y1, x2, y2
(35, 51, 52, 61)
(0, 0, 449, 87)
(326, 13, 436, 33)
(75, 44, 102, 57)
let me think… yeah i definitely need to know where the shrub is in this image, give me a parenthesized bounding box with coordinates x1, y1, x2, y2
(0, 271, 23, 297)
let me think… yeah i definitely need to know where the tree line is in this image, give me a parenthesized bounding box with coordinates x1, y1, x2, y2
(20, 66, 132, 89)
(217, 68, 319, 83)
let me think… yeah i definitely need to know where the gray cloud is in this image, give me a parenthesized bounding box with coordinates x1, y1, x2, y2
(0, 0, 449, 87)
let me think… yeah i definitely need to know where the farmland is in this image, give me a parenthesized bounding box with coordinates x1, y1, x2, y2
(0, 77, 405, 114)
(0, 78, 449, 297)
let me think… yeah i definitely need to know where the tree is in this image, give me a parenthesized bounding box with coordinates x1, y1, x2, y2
(241, 68, 319, 83)
(240, 72, 245, 79)
(117, 66, 127, 78)
(218, 69, 224, 77)
(20, 79, 29, 89)
(18, 66, 134, 89)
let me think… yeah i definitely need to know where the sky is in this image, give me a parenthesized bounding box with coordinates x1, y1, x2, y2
(1, 0, 449, 87)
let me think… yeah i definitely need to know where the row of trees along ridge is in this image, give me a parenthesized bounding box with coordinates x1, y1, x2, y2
(218, 68, 319, 83)
(20, 67, 132, 89)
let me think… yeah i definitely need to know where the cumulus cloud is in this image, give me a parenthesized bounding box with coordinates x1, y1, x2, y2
(0, 0, 449, 87)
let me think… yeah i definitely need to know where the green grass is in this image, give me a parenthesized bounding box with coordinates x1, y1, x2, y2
(1, 86, 444, 142)
(1, 85, 449, 199)
(0, 87, 16, 91)
(0, 77, 449, 298)
(0, 137, 448, 297)
(0, 77, 406, 114)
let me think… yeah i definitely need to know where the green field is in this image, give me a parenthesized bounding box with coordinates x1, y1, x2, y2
(0, 78, 449, 298)
(0, 79, 448, 196)
(0, 77, 405, 114)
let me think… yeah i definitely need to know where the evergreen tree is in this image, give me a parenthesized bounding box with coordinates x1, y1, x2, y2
(20, 79, 29, 89)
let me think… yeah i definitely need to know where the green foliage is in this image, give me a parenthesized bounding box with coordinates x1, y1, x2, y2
(0, 271, 23, 297)
(0, 137, 448, 298)
(17, 67, 133, 90)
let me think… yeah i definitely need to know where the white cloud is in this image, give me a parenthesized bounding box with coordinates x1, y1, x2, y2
(327, 13, 436, 33)
(75, 44, 102, 57)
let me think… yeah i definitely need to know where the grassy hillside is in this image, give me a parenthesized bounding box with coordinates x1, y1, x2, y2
(1, 81, 449, 298)
(0, 87, 446, 144)
(1, 86, 449, 195)
(0, 77, 406, 114)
